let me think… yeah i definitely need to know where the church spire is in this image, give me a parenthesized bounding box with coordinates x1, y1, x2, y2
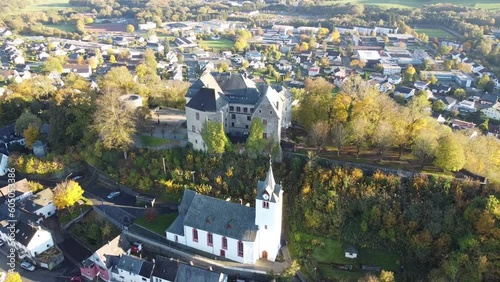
(264, 155, 275, 194)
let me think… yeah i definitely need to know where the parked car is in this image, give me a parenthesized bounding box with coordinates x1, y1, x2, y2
(73, 176, 84, 181)
(107, 191, 121, 199)
(130, 242, 143, 253)
(70, 276, 82, 282)
(20, 261, 35, 271)
(0, 239, 4, 246)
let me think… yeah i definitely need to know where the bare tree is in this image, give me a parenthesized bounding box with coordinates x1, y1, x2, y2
(309, 121, 329, 152)
(348, 116, 370, 158)
(372, 120, 394, 161)
(331, 123, 349, 156)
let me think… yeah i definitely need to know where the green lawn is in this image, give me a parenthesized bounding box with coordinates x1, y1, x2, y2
(8, 0, 71, 14)
(43, 24, 76, 33)
(59, 197, 93, 225)
(139, 136, 171, 147)
(414, 28, 455, 39)
(199, 39, 234, 50)
(290, 232, 400, 280)
(322, 0, 500, 9)
(135, 213, 178, 235)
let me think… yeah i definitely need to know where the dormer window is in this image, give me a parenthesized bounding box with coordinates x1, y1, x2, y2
(227, 224, 232, 229)
(263, 201, 269, 209)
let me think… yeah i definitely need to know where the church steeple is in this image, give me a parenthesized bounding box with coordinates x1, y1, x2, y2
(264, 156, 275, 195)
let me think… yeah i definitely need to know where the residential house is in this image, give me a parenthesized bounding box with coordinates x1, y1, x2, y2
(450, 119, 476, 130)
(480, 93, 498, 105)
(174, 37, 196, 48)
(12, 55, 25, 65)
(394, 86, 415, 99)
(151, 256, 178, 282)
(369, 73, 387, 83)
(379, 82, 393, 93)
(80, 234, 130, 282)
(429, 84, 452, 95)
(0, 220, 60, 264)
(308, 66, 320, 77)
(113, 37, 129, 47)
(185, 72, 292, 150)
(249, 60, 265, 70)
(421, 71, 474, 88)
(52, 49, 67, 57)
(114, 255, 154, 282)
(0, 178, 32, 203)
(381, 64, 402, 76)
(245, 51, 263, 62)
(63, 44, 76, 51)
(165, 51, 178, 63)
(469, 62, 484, 74)
(356, 50, 381, 66)
(174, 263, 228, 282)
(275, 60, 292, 72)
(437, 96, 457, 111)
(62, 64, 92, 78)
(166, 162, 283, 264)
(20, 188, 55, 219)
(37, 52, 50, 61)
(146, 42, 165, 53)
(455, 100, 476, 113)
(413, 81, 429, 90)
(0, 124, 26, 147)
(147, 34, 159, 44)
(387, 75, 402, 85)
(482, 102, 500, 121)
(326, 50, 342, 63)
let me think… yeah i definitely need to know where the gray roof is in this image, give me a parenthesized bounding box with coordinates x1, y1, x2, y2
(152, 256, 178, 281)
(117, 255, 154, 278)
(0, 220, 41, 247)
(0, 178, 31, 203)
(256, 164, 282, 203)
(481, 93, 498, 103)
(168, 189, 258, 241)
(185, 88, 219, 112)
(394, 86, 414, 94)
(166, 189, 196, 236)
(213, 72, 261, 105)
(439, 96, 457, 106)
(21, 188, 53, 213)
(174, 263, 227, 282)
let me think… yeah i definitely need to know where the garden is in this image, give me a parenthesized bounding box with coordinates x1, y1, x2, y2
(134, 212, 178, 235)
(59, 196, 93, 226)
(69, 210, 121, 251)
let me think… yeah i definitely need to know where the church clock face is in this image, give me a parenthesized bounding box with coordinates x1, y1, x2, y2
(263, 194, 269, 200)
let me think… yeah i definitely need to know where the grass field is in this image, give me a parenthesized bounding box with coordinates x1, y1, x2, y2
(139, 136, 171, 147)
(43, 24, 76, 33)
(199, 39, 234, 50)
(322, 0, 500, 9)
(414, 28, 455, 39)
(135, 213, 178, 235)
(9, 0, 71, 14)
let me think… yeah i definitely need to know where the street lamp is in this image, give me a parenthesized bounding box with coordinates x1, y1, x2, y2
(190, 171, 195, 184)
(65, 172, 73, 182)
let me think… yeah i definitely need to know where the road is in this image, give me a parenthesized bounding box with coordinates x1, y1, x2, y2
(0, 243, 78, 282)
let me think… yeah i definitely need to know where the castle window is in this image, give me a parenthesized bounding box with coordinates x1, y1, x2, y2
(230, 106, 234, 111)
(192, 125, 196, 132)
(196, 112, 200, 120)
(250, 108, 254, 113)
(238, 241, 244, 257)
(247, 116, 251, 121)
(262, 119, 267, 125)
(231, 114, 236, 119)
(236, 107, 241, 112)
(265, 225, 267, 229)
(243, 107, 248, 113)
(270, 111, 272, 114)
(222, 237, 227, 250)
(207, 233, 213, 246)
(192, 229, 198, 242)
(263, 201, 269, 209)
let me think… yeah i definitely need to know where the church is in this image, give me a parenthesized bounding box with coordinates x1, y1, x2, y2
(166, 162, 283, 264)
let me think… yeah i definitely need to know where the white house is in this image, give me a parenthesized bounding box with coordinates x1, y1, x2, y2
(0, 220, 54, 260)
(388, 75, 402, 85)
(113, 255, 154, 282)
(482, 102, 500, 121)
(245, 51, 263, 62)
(20, 188, 56, 219)
(166, 162, 283, 264)
(308, 66, 320, 77)
(455, 100, 476, 112)
(80, 235, 130, 281)
(394, 86, 415, 99)
(382, 64, 401, 76)
(138, 22, 157, 30)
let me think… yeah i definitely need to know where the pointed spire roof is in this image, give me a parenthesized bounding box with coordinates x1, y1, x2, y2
(264, 156, 275, 195)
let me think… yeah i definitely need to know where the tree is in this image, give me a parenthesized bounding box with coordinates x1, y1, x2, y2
(42, 56, 63, 73)
(144, 48, 158, 71)
(349, 116, 370, 158)
(429, 74, 438, 85)
(319, 57, 330, 69)
(372, 120, 394, 161)
(309, 121, 329, 152)
(453, 88, 466, 100)
(5, 272, 22, 282)
(438, 45, 453, 56)
(432, 100, 447, 112)
(412, 129, 439, 168)
(379, 271, 395, 282)
(76, 19, 85, 34)
(434, 134, 466, 172)
(233, 38, 247, 52)
(93, 87, 137, 159)
(331, 30, 340, 43)
(219, 62, 229, 72)
(109, 54, 117, 64)
(53, 180, 84, 211)
(246, 118, 267, 158)
(331, 123, 349, 155)
(200, 120, 229, 154)
(144, 208, 157, 222)
(477, 75, 490, 90)
(295, 78, 334, 129)
(404, 65, 416, 82)
(126, 24, 135, 33)
(458, 63, 472, 73)
(23, 124, 40, 149)
(350, 59, 366, 68)
(15, 111, 42, 134)
(135, 64, 148, 80)
(87, 56, 98, 69)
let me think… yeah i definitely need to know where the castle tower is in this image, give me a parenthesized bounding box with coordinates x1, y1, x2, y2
(255, 158, 283, 261)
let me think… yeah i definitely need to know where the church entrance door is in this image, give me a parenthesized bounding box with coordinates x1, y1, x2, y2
(262, 251, 268, 260)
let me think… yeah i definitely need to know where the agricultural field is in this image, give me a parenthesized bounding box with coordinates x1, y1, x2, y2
(199, 39, 234, 51)
(10, 0, 71, 14)
(413, 28, 456, 39)
(323, 0, 500, 9)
